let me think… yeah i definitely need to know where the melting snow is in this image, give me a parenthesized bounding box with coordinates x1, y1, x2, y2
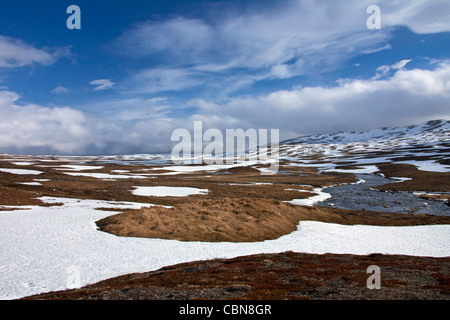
(61, 172, 148, 179)
(17, 182, 42, 186)
(0, 196, 448, 300)
(132, 186, 209, 197)
(321, 165, 379, 174)
(0, 168, 43, 175)
(10, 162, 36, 166)
(54, 165, 104, 171)
(397, 160, 450, 173)
(285, 188, 332, 206)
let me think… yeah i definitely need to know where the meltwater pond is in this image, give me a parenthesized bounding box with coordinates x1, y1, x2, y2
(317, 173, 450, 216)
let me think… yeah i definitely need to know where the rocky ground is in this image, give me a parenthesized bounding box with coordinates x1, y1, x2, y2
(23, 251, 449, 300)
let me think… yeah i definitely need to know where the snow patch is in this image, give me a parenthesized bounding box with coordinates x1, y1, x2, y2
(397, 160, 450, 173)
(61, 172, 148, 180)
(285, 188, 332, 206)
(17, 182, 42, 186)
(132, 186, 209, 197)
(322, 165, 379, 174)
(0, 198, 448, 300)
(55, 165, 104, 171)
(10, 162, 36, 166)
(0, 168, 43, 175)
(391, 177, 413, 182)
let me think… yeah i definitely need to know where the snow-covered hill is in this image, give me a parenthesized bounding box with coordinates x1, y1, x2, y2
(282, 119, 450, 146)
(279, 119, 450, 173)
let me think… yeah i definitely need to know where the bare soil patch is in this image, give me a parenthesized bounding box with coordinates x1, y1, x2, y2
(0, 186, 59, 207)
(376, 163, 450, 192)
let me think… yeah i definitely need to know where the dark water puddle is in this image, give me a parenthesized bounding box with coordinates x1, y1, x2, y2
(317, 173, 450, 216)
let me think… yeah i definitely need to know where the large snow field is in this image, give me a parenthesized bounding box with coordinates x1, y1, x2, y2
(0, 196, 449, 300)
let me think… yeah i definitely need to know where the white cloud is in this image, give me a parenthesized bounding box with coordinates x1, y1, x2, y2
(111, 2, 393, 94)
(111, 0, 450, 95)
(1, 61, 449, 155)
(0, 89, 186, 155)
(392, 59, 413, 70)
(116, 17, 213, 60)
(89, 79, 115, 91)
(376, 65, 391, 74)
(361, 44, 392, 54)
(271, 64, 291, 79)
(0, 35, 68, 68)
(0, 90, 89, 154)
(373, 59, 413, 79)
(188, 62, 450, 139)
(2, 62, 449, 155)
(2, 0, 450, 155)
(382, 0, 450, 34)
(51, 86, 69, 94)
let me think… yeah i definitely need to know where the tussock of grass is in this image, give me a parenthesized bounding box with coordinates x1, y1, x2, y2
(96, 198, 450, 242)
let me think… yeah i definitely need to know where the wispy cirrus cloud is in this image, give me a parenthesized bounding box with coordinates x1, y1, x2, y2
(89, 79, 115, 91)
(373, 59, 414, 80)
(51, 86, 69, 95)
(112, 0, 450, 95)
(112, 1, 392, 94)
(382, 0, 450, 34)
(0, 35, 70, 68)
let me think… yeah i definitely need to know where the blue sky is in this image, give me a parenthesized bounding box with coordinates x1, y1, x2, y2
(1, 0, 450, 155)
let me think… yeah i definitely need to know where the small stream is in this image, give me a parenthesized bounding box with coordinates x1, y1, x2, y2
(317, 173, 450, 216)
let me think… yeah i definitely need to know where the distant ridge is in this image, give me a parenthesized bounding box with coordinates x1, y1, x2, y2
(282, 120, 450, 145)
